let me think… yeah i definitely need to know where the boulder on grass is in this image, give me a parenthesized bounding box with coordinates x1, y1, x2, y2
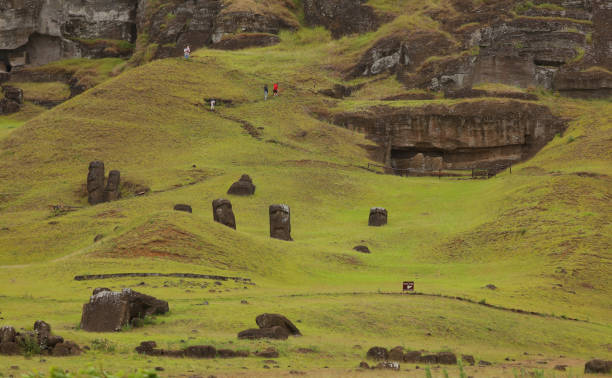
(227, 174, 256, 196)
(585, 359, 612, 374)
(255, 313, 301, 336)
(368, 207, 387, 226)
(366, 346, 389, 361)
(52, 341, 81, 356)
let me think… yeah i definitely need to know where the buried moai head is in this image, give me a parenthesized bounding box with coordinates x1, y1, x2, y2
(104, 170, 121, 202)
(212, 199, 236, 229)
(87, 161, 105, 205)
(269, 204, 292, 241)
(368, 207, 387, 226)
(227, 174, 256, 196)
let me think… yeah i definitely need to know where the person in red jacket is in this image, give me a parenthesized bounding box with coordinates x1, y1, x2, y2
(273, 83, 279, 96)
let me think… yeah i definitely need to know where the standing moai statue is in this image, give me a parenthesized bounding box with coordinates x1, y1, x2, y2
(104, 170, 121, 202)
(368, 207, 387, 226)
(212, 199, 236, 229)
(87, 161, 105, 205)
(269, 204, 292, 241)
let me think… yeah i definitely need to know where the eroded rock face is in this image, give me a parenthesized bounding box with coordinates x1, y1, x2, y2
(80, 288, 169, 332)
(0, 0, 137, 66)
(368, 207, 387, 227)
(212, 199, 236, 229)
(553, 69, 612, 98)
(303, 0, 381, 38)
(87, 160, 105, 205)
(227, 174, 256, 196)
(104, 170, 121, 202)
(269, 204, 292, 241)
(333, 100, 567, 170)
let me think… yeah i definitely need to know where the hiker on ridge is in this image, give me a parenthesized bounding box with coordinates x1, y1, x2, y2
(210, 98, 216, 111)
(264, 84, 268, 101)
(273, 82, 279, 97)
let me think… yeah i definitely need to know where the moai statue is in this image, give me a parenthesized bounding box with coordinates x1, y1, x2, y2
(227, 174, 256, 195)
(269, 204, 292, 241)
(87, 161, 105, 205)
(212, 199, 236, 229)
(104, 170, 121, 202)
(368, 207, 387, 226)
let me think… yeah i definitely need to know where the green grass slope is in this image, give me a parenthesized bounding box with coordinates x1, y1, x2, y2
(0, 34, 611, 377)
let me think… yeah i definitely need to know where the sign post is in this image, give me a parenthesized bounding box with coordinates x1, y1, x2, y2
(402, 281, 414, 292)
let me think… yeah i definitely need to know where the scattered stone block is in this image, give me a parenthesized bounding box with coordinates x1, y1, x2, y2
(51, 341, 81, 356)
(585, 359, 612, 374)
(255, 347, 279, 358)
(184, 345, 216, 358)
(227, 174, 256, 196)
(368, 207, 387, 226)
(212, 199, 236, 229)
(366, 346, 389, 361)
(404, 350, 422, 362)
(173, 204, 192, 213)
(269, 204, 292, 241)
(462, 354, 475, 365)
(388, 346, 405, 361)
(353, 245, 370, 253)
(437, 351, 457, 364)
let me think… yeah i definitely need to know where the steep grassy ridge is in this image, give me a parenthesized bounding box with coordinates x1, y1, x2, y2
(0, 32, 610, 376)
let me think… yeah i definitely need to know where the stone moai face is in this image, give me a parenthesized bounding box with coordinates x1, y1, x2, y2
(269, 204, 292, 241)
(104, 170, 121, 202)
(87, 161, 105, 205)
(368, 207, 387, 226)
(212, 199, 236, 229)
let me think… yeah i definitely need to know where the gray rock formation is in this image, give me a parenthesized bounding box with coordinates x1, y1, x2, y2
(269, 204, 292, 241)
(87, 160, 105, 205)
(0, 0, 138, 67)
(212, 198, 236, 229)
(303, 0, 381, 38)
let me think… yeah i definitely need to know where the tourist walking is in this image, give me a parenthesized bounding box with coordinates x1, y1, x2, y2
(184, 45, 191, 59)
(273, 82, 279, 96)
(210, 98, 216, 111)
(264, 84, 268, 101)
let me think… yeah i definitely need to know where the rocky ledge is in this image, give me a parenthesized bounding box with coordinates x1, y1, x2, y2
(331, 100, 567, 170)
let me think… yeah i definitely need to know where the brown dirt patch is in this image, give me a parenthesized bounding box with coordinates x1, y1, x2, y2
(97, 221, 203, 262)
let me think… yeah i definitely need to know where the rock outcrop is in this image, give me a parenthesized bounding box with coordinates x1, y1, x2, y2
(585, 359, 612, 374)
(0, 322, 79, 356)
(269, 204, 292, 241)
(303, 0, 381, 38)
(332, 100, 567, 170)
(80, 288, 169, 332)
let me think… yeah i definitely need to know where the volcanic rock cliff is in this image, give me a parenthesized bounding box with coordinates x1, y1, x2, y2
(332, 100, 567, 170)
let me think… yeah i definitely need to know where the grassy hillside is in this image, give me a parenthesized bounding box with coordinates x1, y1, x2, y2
(0, 27, 611, 377)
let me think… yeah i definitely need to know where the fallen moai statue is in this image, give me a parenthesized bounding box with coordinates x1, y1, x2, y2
(80, 288, 169, 332)
(0, 321, 80, 356)
(238, 313, 301, 340)
(135, 341, 250, 358)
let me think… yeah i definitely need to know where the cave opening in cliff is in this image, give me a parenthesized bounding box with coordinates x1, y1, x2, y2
(391, 147, 444, 161)
(0, 51, 12, 73)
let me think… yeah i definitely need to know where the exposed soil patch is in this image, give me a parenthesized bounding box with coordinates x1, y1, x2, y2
(96, 222, 204, 262)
